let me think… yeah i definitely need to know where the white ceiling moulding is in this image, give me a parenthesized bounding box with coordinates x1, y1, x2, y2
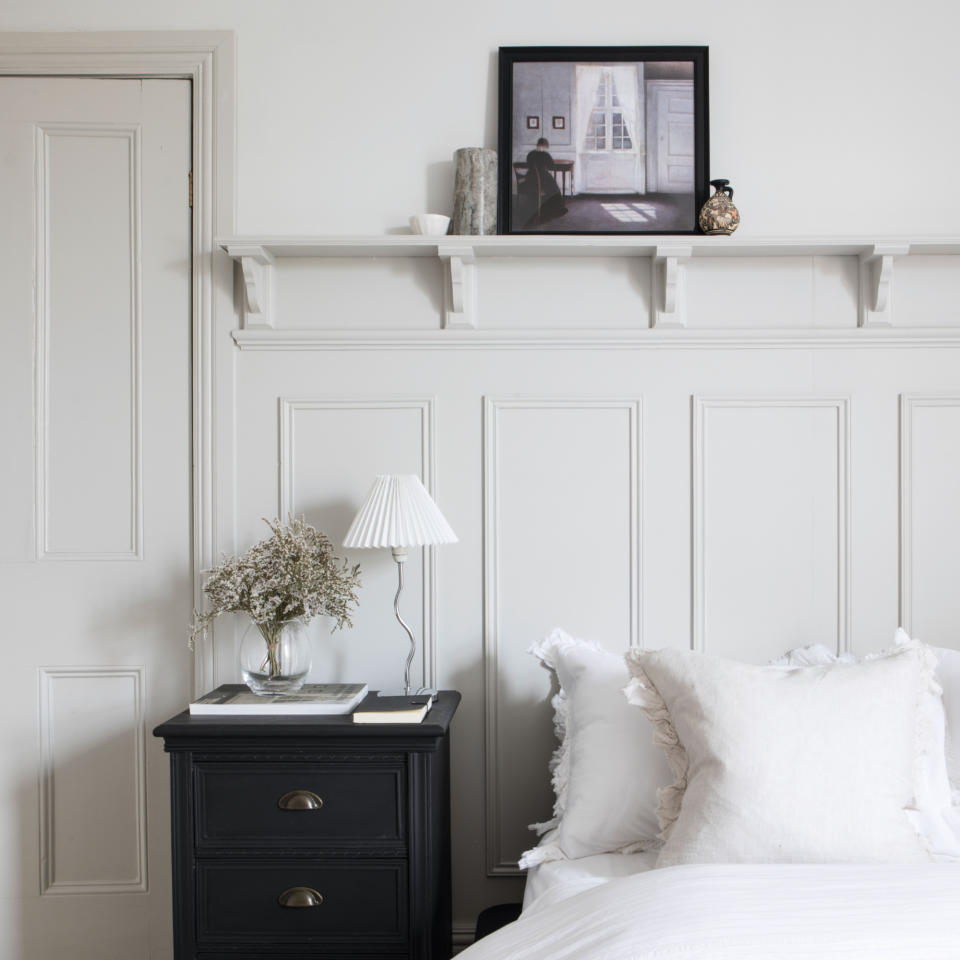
(220, 235, 960, 336)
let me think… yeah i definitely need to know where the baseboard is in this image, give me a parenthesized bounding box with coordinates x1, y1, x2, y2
(452, 922, 475, 954)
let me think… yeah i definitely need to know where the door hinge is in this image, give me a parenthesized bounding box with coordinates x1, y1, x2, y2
(188, 170, 193, 208)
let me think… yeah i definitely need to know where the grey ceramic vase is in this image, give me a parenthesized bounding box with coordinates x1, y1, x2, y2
(450, 147, 497, 235)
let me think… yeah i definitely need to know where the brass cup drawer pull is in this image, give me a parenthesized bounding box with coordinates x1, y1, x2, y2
(278, 886, 323, 908)
(277, 789, 324, 811)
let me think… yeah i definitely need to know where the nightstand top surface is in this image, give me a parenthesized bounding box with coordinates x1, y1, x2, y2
(153, 690, 460, 744)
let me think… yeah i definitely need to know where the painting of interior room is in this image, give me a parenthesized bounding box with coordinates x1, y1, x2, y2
(504, 55, 705, 233)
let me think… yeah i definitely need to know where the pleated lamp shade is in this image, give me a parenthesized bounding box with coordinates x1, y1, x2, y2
(343, 475, 457, 549)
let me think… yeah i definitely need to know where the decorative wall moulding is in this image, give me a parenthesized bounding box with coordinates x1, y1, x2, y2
(277, 396, 440, 690)
(691, 397, 851, 657)
(898, 394, 960, 637)
(221, 236, 960, 335)
(482, 396, 643, 874)
(231, 329, 960, 352)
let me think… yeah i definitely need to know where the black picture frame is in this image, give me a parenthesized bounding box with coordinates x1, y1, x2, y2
(497, 46, 709, 235)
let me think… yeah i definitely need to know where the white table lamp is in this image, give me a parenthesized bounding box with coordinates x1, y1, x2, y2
(343, 475, 457, 695)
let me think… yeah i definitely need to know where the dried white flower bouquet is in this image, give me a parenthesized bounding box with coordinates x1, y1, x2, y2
(191, 517, 361, 680)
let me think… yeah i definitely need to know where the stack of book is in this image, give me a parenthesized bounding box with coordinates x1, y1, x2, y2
(188, 684, 437, 724)
(352, 693, 435, 724)
(189, 683, 368, 716)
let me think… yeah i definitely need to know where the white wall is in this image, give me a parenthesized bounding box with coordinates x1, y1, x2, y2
(4, 0, 960, 945)
(2, 0, 959, 236)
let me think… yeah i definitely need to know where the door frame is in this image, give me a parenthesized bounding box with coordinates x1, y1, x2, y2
(0, 32, 237, 695)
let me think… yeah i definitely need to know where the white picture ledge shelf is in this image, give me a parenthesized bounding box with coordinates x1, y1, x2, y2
(221, 235, 960, 334)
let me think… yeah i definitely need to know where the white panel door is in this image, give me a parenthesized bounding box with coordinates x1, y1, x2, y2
(0, 77, 192, 959)
(648, 80, 694, 193)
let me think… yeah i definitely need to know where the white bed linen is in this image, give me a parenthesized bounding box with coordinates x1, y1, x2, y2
(463, 863, 960, 959)
(522, 850, 659, 914)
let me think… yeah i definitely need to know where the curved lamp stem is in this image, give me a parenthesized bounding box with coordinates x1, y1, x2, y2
(392, 548, 417, 696)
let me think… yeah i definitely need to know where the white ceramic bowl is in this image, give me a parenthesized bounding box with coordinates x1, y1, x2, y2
(409, 214, 450, 236)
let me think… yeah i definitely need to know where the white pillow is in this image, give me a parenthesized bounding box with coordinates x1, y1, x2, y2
(624, 639, 960, 868)
(774, 633, 960, 795)
(774, 632, 960, 852)
(519, 629, 670, 868)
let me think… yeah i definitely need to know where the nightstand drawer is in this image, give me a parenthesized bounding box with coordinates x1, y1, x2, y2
(196, 859, 407, 946)
(195, 762, 405, 848)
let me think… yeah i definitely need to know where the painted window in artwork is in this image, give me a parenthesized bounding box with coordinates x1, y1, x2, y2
(585, 110, 606, 150)
(612, 112, 631, 149)
(583, 71, 633, 152)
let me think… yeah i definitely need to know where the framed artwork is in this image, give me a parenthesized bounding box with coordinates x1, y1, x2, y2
(498, 46, 709, 235)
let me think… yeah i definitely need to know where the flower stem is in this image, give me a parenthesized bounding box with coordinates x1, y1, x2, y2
(257, 623, 283, 679)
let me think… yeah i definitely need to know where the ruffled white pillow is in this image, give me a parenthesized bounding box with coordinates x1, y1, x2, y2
(773, 631, 960, 855)
(624, 638, 960, 868)
(519, 629, 670, 868)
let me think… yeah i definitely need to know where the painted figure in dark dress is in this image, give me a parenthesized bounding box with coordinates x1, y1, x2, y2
(518, 138, 568, 228)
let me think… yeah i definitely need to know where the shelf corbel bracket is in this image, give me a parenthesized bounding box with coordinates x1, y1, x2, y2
(651, 244, 693, 328)
(859, 243, 909, 328)
(226, 244, 275, 329)
(438, 245, 477, 329)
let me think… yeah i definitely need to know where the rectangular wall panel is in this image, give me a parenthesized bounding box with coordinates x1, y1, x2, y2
(483, 398, 641, 874)
(39, 667, 146, 894)
(278, 398, 436, 689)
(37, 124, 141, 559)
(693, 398, 849, 661)
(893, 257, 960, 327)
(900, 396, 960, 647)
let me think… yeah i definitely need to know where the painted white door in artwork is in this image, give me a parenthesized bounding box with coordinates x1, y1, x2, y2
(648, 80, 695, 193)
(0, 78, 192, 959)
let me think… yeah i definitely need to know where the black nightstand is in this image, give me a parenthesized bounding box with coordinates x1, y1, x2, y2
(153, 691, 459, 960)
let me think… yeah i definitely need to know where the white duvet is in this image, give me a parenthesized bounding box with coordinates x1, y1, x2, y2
(461, 863, 960, 959)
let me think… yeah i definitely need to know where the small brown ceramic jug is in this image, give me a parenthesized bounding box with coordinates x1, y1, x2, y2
(698, 179, 740, 235)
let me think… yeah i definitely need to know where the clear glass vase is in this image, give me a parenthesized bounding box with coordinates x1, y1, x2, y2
(239, 619, 311, 695)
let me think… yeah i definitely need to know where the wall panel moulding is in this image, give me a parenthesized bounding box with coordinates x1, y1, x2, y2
(221, 236, 960, 336)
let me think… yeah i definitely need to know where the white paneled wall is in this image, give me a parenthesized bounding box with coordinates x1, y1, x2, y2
(278, 397, 436, 688)
(899, 396, 960, 639)
(483, 398, 640, 873)
(219, 252, 960, 923)
(693, 398, 848, 659)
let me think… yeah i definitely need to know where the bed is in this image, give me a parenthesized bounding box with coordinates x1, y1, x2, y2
(467, 857, 960, 959)
(459, 630, 960, 959)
